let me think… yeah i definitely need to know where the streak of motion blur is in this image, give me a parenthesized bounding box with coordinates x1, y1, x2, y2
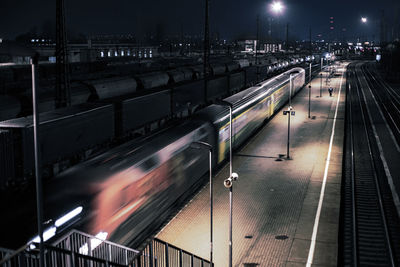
(43, 67, 305, 247)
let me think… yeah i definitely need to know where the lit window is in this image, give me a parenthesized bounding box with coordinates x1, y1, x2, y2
(108, 51, 111, 57)
(100, 51, 104, 57)
(127, 50, 130, 56)
(121, 50, 124, 56)
(115, 51, 118, 57)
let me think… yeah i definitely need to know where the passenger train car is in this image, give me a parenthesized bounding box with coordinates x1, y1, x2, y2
(41, 67, 305, 247)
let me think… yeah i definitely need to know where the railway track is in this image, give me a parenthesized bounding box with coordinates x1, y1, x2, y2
(340, 62, 400, 266)
(362, 64, 400, 145)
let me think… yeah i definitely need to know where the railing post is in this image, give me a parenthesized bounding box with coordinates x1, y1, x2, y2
(109, 244, 112, 263)
(137, 252, 142, 267)
(191, 254, 194, 267)
(149, 241, 154, 267)
(179, 249, 183, 267)
(69, 235, 75, 267)
(87, 236, 93, 267)
(165, 243, 169, 267)
(74, 252, 79, 267)
(125, 249, 128, 265)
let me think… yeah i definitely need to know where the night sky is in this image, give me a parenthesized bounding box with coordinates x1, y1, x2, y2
(1, 0, 399, 41)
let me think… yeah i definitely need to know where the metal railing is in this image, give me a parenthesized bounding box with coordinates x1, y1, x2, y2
(0, 243, 130, 267)
(52, 230, 140, 266)
(0, 231, 212, 267)
(0, 247, 14, 263)
(136, 238, 212, 267)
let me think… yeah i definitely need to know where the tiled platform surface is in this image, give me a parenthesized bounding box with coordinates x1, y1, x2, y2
(156, 63, 348, 267)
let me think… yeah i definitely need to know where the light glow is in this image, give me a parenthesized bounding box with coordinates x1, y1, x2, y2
(361, 17, 367, 23)
(270, 1, 284, 14)
(79, 232, 108, 255)
(55, 206, 83, 227)
(29, 226, 57, 248)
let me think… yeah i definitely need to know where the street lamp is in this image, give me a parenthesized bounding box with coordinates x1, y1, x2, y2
(214, 100, 235, 267)
(0, 43, 44, 267)
(320, 57, 323, 97)
(286, 73, 295, 159)
(270, 1, 284, 14)
(360, 17, 368, 43)
(223, 172, 238, 267)
(308, 63, 311, 118)
(190, 141, 213, 265)
(269, 1, 285, 44)
(31, 54, 45, 267)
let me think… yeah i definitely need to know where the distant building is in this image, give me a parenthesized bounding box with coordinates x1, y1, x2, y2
(236, 39, 282, 53)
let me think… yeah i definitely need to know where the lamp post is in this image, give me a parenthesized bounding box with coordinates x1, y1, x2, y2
(214, 100, 235, 267)
(320, 57, 323, 97)
(361, 17, 367, 43)
(223, 172, 238, 267)
(190, 141, 213, 265)
(286, 73, 294, 159)
(31, 53, 45, 267)
(269, 1, 284, 45)
(0, 43, 45, 267)
(308, 62, 311, 118)
(289, 73, 293, 108)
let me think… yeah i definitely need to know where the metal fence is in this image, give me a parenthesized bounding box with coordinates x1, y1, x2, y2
(52, 230, 140, 266)
(0, 243, 130, 267)
(135, 238, 212, 267)
(0, 247, 14, 264)
(0, 231, 212, 267)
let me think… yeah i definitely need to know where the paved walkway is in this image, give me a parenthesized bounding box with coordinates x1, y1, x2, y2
(156, 62, 348, 267)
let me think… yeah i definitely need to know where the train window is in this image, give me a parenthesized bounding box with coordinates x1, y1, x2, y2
(140, 156, 159, 172)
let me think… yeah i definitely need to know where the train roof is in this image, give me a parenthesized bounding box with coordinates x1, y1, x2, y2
(197, 67, 305, 124)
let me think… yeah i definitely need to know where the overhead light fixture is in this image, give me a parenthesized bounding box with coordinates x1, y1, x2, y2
(55, 206, 83, 227)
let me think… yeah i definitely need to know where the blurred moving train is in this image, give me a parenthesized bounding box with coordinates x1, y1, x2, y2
(0, 56, 314, 185)
(40, 67, 305, 248)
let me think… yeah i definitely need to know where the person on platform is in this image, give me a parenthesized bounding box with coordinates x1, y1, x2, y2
(328, 87, 333, 97)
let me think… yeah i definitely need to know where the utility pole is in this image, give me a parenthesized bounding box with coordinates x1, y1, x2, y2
(203, 0, 210, 104)
(286, 23, 289, 51)
(309, 27, 312, 58)
(55, 0, 71, 108)
(380, 10, 386, 45)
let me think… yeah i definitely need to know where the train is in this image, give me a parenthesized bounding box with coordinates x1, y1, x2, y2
(0, 56, 313, 186)
(38, 67, 305, 248)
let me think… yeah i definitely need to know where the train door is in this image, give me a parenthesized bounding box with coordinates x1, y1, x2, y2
(269, 94, 275, 117)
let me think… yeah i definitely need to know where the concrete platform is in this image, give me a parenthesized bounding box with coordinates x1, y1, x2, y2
(156, 62, 348, 267)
